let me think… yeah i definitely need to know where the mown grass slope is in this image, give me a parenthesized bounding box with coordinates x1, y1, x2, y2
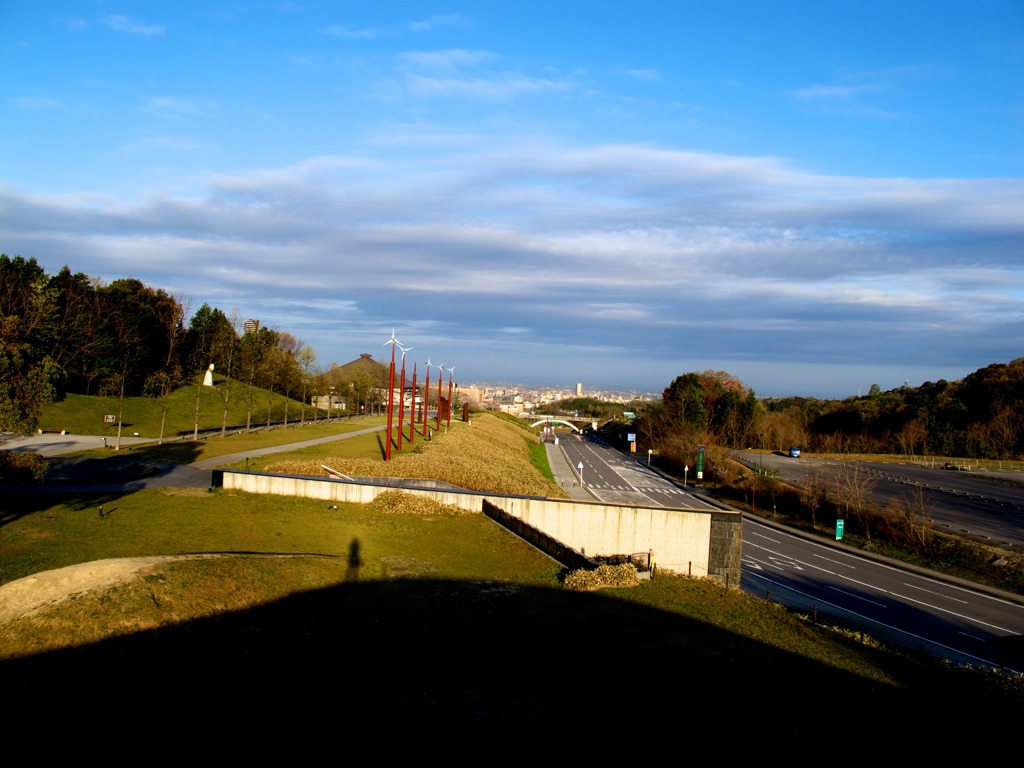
(263, 411, 568, 497)
(39, 378, 321, 438)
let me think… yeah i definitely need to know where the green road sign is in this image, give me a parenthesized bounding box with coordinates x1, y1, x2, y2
(836, 519, 845, 540)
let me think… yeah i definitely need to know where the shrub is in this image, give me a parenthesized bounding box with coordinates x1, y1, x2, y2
(0, 450, 48, 483)
(564, 562, 639, 591)
(370, 489, 469, 516)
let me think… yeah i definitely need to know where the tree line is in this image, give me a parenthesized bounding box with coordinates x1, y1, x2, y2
(629, 361, 1023, 477)
(0, 254, 324, 439)
(757, 360, 1024, 459)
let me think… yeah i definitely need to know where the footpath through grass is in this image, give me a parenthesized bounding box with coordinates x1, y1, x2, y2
(94, 417, 387, 465)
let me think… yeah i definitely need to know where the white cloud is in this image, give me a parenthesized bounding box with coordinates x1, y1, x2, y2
(625, 68, 661, 82)
(2, 142, 1021, 396)
(400, 49, 497, 70)
(14, 97, 65, 111)
(792, 83, 885, 101)
(410, 14, 466, 32)
(142, 97, 218, 117)
(105, 15, 165, 36)
(323, 24, 381, 38)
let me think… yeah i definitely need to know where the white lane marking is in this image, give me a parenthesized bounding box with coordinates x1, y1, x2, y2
(746, 529, 782, 544)
(744, 519, 1024, 611)
(905, 582, 968, 604)
(890, 591, 1014, 633)
(745, 534, 1019, 632)
(742, 570, 1017, 673)
(811, 553, 857, 569)
(742, 555, 785, 572)
(959, 631, 987, 642)
(828, 586, 888, 608)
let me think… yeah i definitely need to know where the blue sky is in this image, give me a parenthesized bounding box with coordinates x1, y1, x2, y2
(2, 2, 1022, 398)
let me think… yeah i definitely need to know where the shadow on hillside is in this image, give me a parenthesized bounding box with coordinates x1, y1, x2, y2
(2, 577, 1020, 736)
(100, 441, 205, 464)
(0, 490, 131, 529)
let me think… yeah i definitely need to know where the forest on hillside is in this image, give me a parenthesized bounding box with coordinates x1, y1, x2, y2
(626, 362, 1024, 472)
(0, 254, 332, 438)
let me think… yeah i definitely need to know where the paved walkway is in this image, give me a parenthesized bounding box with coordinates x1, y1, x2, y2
(545, 440, 594, 501)
(3, 424, 386, 493)
(189, 425, 385, 470)
(9, 424, 585, 499)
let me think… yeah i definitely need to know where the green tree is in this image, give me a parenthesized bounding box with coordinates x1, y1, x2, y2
(0, 316, 58, 435)
(0, 255, 60, 435)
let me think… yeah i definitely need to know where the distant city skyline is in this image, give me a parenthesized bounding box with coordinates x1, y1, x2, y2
(3, 2, 1021, 399)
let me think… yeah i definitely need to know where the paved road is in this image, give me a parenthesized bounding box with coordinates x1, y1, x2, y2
(736, 450, 1024, 550)
(549, 433, 721, 510)
(743, 515, 1024, 672)
(4, 424, 386, 492)
(545, 435, 1024, 671)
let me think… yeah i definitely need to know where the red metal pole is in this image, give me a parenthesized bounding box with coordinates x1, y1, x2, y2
(436, 364, 443, 430)
(409, 362, 417, 445)
(422, 362, 430, 437)
(397, 352, 406, 452)
(385, 341, 396, 461)
(447, 371, 454, 430)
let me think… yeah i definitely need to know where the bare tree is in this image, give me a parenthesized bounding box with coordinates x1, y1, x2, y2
(297, 343, 318, 425)
(149, 293, 189, 444)
(831, 458, 880, 544)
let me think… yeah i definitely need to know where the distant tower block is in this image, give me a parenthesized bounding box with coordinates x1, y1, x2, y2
(244, 318, 260, 335)
(576, 382, 583, 396)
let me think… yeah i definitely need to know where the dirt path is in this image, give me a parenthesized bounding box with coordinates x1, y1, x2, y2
(0, 555, 215, 624)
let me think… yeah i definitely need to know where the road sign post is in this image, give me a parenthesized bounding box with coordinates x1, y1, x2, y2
(577, 460, 584, 487)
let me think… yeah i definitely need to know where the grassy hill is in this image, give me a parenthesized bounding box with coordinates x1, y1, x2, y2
(38, 377, 324, 438)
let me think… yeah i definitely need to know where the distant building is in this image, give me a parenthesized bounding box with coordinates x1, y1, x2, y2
(312, 353, 389, 413)
(243, 318, 260, 335)
(459, 387, 483, 403)
(575, 382, 583, 396)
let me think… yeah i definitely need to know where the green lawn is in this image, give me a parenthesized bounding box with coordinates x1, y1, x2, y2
(39, 379, 330, 439)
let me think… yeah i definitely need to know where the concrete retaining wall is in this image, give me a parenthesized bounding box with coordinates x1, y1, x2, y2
(214, 470, 742, 583)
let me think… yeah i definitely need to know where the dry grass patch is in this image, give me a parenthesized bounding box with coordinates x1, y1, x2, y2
(371, 489, 469, 516)
(268, 412, 568, 498)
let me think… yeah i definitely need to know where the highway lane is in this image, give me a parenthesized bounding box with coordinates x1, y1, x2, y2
(737, 451, 1024, 549)
(743, 517, 1024, 671)
(553, 433, 719, 510)
(552, 434, 1024, 670)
